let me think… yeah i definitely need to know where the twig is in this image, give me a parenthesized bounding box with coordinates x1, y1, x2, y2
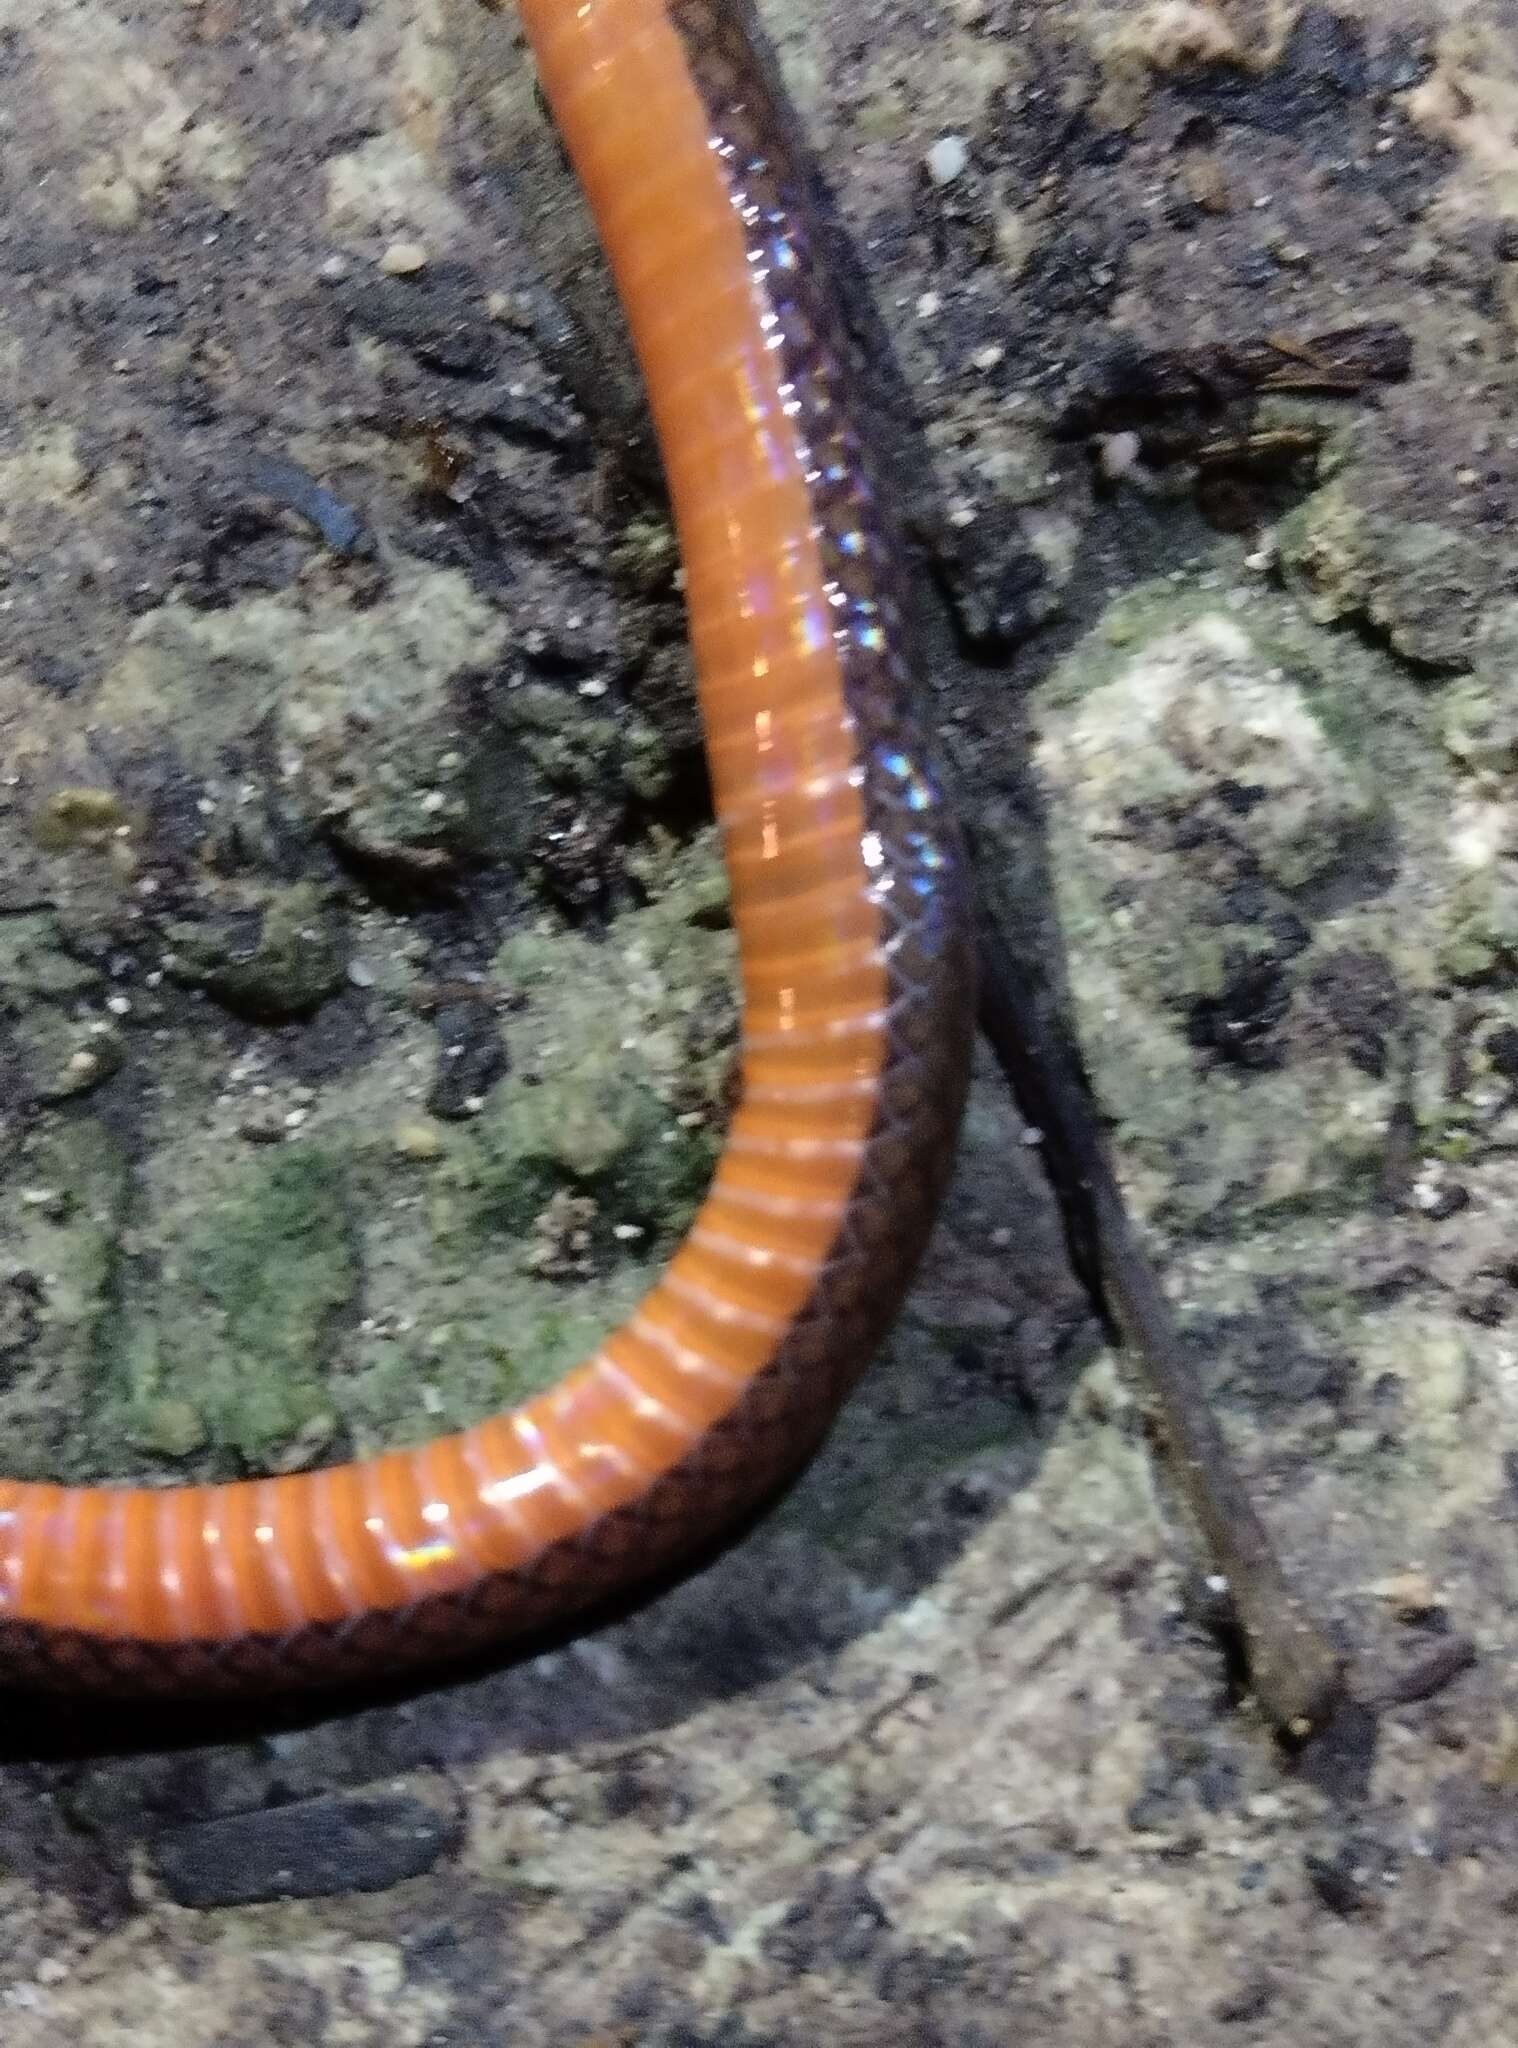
(968, 820, 1350, 1741)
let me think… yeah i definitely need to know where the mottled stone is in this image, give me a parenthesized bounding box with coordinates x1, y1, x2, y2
(152, 1790, 461, 1907)
(165, 883, 348, 1021)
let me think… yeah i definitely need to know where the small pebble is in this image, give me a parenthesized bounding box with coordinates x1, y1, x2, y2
(1369, 1570, 1440, 1619)
(394, 1120, 444, 1160)
(152, 1790, 459, 1908)
(1097, 431, 1144, 483)
(380, 240, 429, 275)
(925, 134, 970, 185)
(1181, 154, 1232, 214)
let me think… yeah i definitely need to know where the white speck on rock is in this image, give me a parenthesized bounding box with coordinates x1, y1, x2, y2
(926, 134, 971, 185)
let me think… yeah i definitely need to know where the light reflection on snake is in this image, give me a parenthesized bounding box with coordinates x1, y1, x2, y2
(0, 0, 975, 1695)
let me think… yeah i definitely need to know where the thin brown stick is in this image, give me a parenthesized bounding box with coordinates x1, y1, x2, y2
(969, 823, 1349, 1741)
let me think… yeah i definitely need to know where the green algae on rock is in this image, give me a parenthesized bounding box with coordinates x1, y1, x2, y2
(0, 1119, 129, 1483)
(1039, 609, 1377, 891)
(1439, 604, 1518, 777)
(29, 785, 135, 853)
(1277, 478, 1491, 675)
(115, 1147, 359, 1472)
(1439, 867, 1518, 986)
(93, 565, 512, 880)
(164, 880, 349, 1021)
(432, 834, 733, 1258)
(1029, 587, 1456, 1229)
(0, 908, 105, 1011)
(12, 1013, 126, 1104)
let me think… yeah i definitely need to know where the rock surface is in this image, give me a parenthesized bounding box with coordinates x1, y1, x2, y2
(2, 2, 1518, 2044)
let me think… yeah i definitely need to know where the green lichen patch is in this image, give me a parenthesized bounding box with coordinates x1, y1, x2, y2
(293, 838, 737, 1449)
(1031, 580, 1466, 1231)
(29, 785, 136, 852)
(463, 678, 673, 909)
(94, 591, 298, 750)
(0, 1118, 129, 1482)
(0, 908, 104, 1011)
(492, 680, 669, 813)
(433, 834, 733, 1258)
(1438, 602, 1518, 774)
(89, 563, 676, 908)
(91, 564, 512, 885)
(5, 831, 742, 1485)
(164, 881, 349, 1021)
(1277, 480, 1491, 674)
(333, 1270, 648, 1458)
(1038, 608, 1377, 894)
(113, 1147, 360, 1472)
(97, 564, 505, 772)
(435, 1068, 711, 1249)
(1438, 866, 1518, 986)
(11, 1013, 125, 1103)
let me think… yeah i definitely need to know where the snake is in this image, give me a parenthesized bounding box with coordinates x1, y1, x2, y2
(0, 0, 975, 1695)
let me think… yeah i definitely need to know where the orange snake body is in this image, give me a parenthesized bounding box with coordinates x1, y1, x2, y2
(0, 0, 975, 1695)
